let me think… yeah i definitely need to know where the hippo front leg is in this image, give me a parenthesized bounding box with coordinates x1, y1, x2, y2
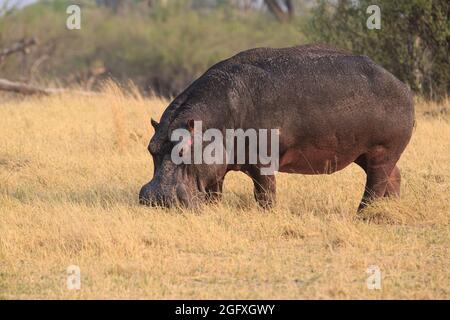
(205, 178, 224, 203)
(246, 167, 276, 209)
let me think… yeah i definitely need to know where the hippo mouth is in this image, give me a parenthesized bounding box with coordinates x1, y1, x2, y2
(138, 177, 205, 208)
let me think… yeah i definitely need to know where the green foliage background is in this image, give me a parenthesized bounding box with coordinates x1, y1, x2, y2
(0, 0, 303, 96)
(306, 0, 449, 100)
(0, 0, 448, 99)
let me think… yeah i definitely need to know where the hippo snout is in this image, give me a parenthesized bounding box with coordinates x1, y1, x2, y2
(139, 181, 166, 206)
(139, 181, 191, 207)
(138, 183, 152, 205)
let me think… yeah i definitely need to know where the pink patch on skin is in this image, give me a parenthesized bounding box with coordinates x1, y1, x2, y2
(187, 138, 192, 146)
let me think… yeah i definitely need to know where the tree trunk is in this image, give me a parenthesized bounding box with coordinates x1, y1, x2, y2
(264, 0, 294, 22)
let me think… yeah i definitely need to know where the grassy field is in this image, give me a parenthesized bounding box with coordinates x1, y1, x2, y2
(0, 84, 448, 299)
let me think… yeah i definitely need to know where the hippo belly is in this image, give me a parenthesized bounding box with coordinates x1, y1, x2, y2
(279, 146, 360, 174)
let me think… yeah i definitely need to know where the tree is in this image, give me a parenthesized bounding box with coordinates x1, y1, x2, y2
(306, 0, 449, 100)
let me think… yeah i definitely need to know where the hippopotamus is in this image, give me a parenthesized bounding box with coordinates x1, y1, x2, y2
(139, 44, 414, 211)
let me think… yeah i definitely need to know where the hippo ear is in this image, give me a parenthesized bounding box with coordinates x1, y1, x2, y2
(187, 119, 195, 133)
(150, 118, 159, 130)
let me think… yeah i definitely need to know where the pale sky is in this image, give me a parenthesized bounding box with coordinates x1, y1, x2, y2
(0, 0, 37, 9)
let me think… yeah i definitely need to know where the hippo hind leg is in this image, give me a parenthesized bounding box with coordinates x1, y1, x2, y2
(354, 148, 401, 212)
(384, 165, 401, 197)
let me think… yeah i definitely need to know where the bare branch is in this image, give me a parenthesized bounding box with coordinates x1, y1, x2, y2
(0, 78, 96, 96)
(0, 37, 38, 64)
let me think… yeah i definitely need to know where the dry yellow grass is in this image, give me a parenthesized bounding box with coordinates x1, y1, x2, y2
(0, 83, 448, 299)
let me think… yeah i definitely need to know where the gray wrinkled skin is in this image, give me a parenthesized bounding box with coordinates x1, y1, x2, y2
(139, 44, 414, 211)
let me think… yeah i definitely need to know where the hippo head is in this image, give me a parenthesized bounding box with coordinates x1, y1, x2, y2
(139, 114, 227, 208)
